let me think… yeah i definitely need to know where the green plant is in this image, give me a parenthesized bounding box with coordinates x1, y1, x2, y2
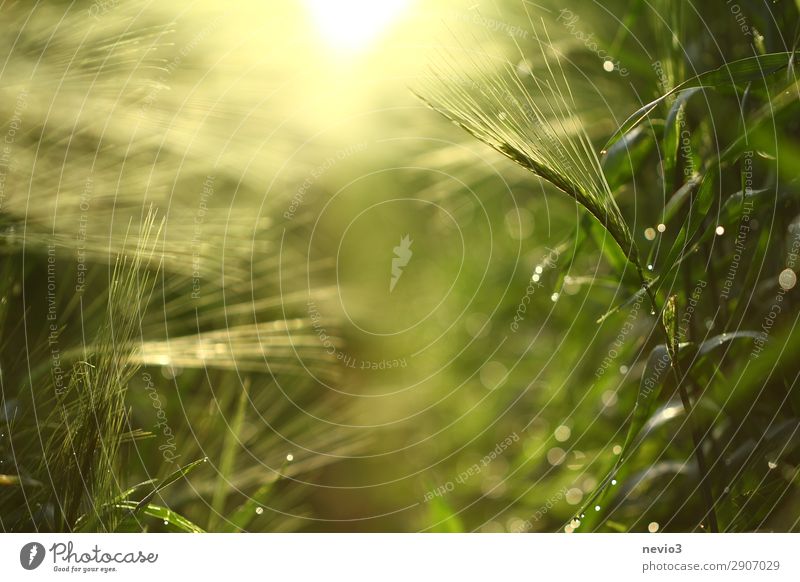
(0, 1, 364, 533)
(420, 1, 800, 532)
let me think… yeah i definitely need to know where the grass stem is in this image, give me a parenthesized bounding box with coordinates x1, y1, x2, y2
(638, 265, 719, 532)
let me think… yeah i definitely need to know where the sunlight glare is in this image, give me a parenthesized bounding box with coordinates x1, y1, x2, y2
(303, 0, 410, 52)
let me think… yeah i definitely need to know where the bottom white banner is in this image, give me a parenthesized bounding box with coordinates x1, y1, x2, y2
(0, 534, 797, 581)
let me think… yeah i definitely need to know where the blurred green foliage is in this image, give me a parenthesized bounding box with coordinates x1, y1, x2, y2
(1, 0, 799, 533)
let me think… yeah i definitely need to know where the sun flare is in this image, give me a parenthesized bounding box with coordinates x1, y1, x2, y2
(303, 0, 410, 52)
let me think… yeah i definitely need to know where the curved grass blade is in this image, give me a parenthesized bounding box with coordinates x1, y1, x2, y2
(208, 381, 250, 531)
(696, 331, 760, 357)
(653, 172, 717, 292)
(604, 52, 798, 152)
(578, 331, 761, 527)
(135, 457, 208, 512)
(661, 88, 704, 195)
(74, 479, 158, 532)
(575, 343, 676, 525)
(662, 175, 702, 225)
(114, 502, 204, 533)
(596, 285, 652, 324)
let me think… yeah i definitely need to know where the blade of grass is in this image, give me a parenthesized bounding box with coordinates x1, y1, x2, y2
(604, 52, 798, 151)
(135, 457, 208, 512)
(114, 501, 204, 533)
(207, 379, 250, 531)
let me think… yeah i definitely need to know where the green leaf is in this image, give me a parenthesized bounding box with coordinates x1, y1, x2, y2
(114, 501, 204, 533)
(661, 88, 703, 196)
(577, 343, 675, 521)
(604, 52, 798, 152)
(75, 478, 159, 532)
(662, 175, 702, 225)
(596, 286, 652, 325)
(601, 125, 652, 191)
(719, 79, 799, 165)
(114, 479, 158, 504)
(135, 457, 208, 513)
(725, 419, 800, 473)
(208, 381, 250, 531)
(653, 172, 718, 293)
(695, 331, 761, 357)
(222, 481, 276, 533)
(579, 331, 758, 524)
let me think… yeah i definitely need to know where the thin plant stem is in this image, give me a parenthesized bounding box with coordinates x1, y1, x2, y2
(637, 265, 719, 532)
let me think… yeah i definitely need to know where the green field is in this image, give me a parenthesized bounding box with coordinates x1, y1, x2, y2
(1, 0, 799, 533)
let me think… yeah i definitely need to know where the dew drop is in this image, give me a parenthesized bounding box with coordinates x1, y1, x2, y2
(594, 505, 601, 511)
(647, 264, 654, 271)
(779, 268, 797, 291)
(715, 225, 725, 236)
(657, 223, 666, 233)
(768, 460, 777, 470)
(601, 390, 618, 407)
(535, 265, 543, 274)
(611, 479, 617, 485)
(603, 60, 615, 72)
(255, 506, 264, 515)
(644, 228, 656, 241)
(163, 520, 168, 525)
(286, 453, 294, 462)
(648, 521, 659, 533)
(554, 425, 571, 442)
(547, 447, 566, 466)
(550, 292, 559, 302)
(565, 488, 583, 505)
